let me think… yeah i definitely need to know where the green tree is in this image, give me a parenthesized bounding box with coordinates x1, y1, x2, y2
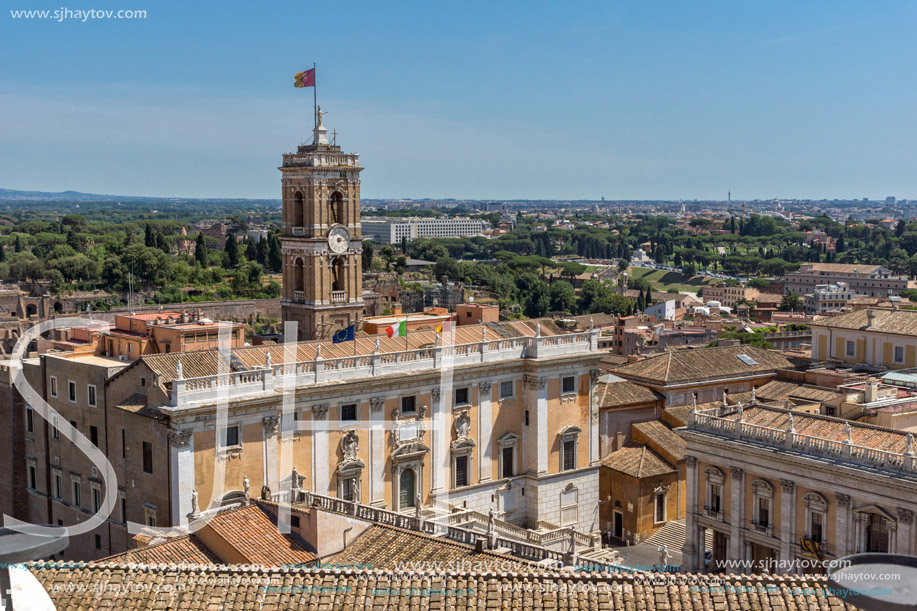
(523, 280, 550, 318)
(362, 241, 374, 270)
(194, 233, 208, 266)
(380, 245, 395, 271)
(548, 281, 575, 313)
(779, 291, 803, 312)
(268, 235, 283, 272)
(225, 234, 240, 267)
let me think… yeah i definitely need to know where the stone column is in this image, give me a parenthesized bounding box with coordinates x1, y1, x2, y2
(370, 397, 385, 506)
(897, 508, 913, 556)
(312, 404, 329, 495)
(589, 369, 601, 466)
(534, 377, 549, 473)
(168, 429, 194, 527)
(835, 493, 851, 558)
(263, 415, 279, 495)
(780, 479, 796, 572)
(681, 456, 699, 571)
(479, 381, 493, 482)
(431, 387, 446, 493)
(729, 467, 744, 562)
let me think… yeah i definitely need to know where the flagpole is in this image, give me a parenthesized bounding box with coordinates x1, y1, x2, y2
(313, 61, 317, 130)
(405, 315, 409, 351)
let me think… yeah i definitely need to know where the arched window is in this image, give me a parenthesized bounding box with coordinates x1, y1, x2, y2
(292, 191, 304, 227)
(330, 191, 344, 225)
(803, 492, 828, 543)
(293, 257, 305, 294)
(751, 479, 774, 533)
(332, 258, 345, 292)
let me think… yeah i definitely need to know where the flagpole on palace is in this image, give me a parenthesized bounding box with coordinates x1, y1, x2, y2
(313, 61, 317, 129)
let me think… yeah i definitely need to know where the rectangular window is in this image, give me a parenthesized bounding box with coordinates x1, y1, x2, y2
(710, 484, 721, 513)
(121, 497, 127, 523)
(90, 426, 98, 447)
(68, 381, 76, 403)
(341, 478, 354, 501)
(93, 488, 101, 513)
(524, 410, 529, 426)
(25, 407, 33, 433)
(51, 416, 60, 440)
(224, 425, 240, 447)
(846, 340, 855, 357)
(502, 447, 514, 478)
(142, 442, 153, 474)
(121, 429, 127, 459)
(500, 381, 514, 399)
(147, 515, 156, 527)
(28, 466, 36, 490)
(291, 515, 301, 528)
(87, 385, 97, 407)
(72, 481, 81, 508)
(54, 474, 62, 499)
(401, 396, 416, 414)
(95, 534, 101, 550)
(340, 404, 357, 421)
(562, 376, 576, 394)
(50, 376, 58, 397)
(563, 439, 576, 471)
(757, 497, 770, 528)
(455, 387, 469, 405)
(895, 346, 905, 364)
(810, 511, 824, 543)
(455, 455, 468, 487)
(655, 493, 666, 523)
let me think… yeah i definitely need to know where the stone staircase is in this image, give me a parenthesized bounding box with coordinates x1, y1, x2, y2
(644, 519, 687, 552)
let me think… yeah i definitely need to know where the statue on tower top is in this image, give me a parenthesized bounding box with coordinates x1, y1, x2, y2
(316, 105, 327, 127)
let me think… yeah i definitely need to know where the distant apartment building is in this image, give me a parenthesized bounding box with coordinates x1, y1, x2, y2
(810, 308, 917, 370)
(702, 283, 760, 309)
(781, 263, 907, 299)
(362, 217, 486, 244)
(803, 282, 868, 315)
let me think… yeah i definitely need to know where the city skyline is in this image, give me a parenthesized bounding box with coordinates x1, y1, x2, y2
(3, 1, 916, 201)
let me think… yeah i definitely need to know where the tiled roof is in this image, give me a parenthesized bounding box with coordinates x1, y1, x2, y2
(31, 563, 859, 610)
(114, 392, 166, 420)
(332, 524, 539, 572)
(632, 420, 686, 462)
(98, 534, 220, 565)
(723, 406, 909, 453)
(205, 504, 318, 566)
(612, 345, 793, 385)
(665, 406, 691, 427)
(799, 262, 883, 274)
(754, 380, 843, 404)
(811, 308, 917, 336)
(601, 445, 676, 478)
(595, 380, 662, 408)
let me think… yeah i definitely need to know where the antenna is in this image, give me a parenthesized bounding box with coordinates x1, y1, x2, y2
(129, 262, 134, 314)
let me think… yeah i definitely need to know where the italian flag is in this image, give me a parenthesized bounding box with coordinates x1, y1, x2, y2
(386, 320, 407, 338)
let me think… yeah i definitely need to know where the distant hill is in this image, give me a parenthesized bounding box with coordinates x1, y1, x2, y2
(0, 188, 280, 205)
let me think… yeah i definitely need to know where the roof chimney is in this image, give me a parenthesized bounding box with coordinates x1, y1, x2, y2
(867, 309, 876, 327)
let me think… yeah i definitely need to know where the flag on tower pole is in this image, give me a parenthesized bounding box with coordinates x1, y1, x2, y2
(293, 62, 318, 131)
(386, 320, 407, 339)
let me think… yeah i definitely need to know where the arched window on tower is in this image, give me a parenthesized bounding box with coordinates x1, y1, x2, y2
(293, 191, 304, 228)
(332, 257, 345, 292)
(330, 191, 344, 225)
(293, 257, 305, 302)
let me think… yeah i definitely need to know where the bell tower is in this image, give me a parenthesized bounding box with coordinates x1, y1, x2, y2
(280, 107, 364, 340)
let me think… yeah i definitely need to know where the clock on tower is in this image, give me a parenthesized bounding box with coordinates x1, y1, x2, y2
(280, 109, 364, 341)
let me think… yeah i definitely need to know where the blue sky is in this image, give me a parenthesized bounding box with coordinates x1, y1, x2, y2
(2, 1, 916, 200)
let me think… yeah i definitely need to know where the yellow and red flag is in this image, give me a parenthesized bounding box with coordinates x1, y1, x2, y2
(294, 68, 315, 88)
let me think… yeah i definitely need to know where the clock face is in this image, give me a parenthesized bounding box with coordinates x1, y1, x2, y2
(328, 226, 350, 253)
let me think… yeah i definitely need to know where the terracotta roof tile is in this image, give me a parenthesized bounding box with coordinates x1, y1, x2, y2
(601, 445, 676, 478)
(205, 504, 318, 566)
(596, 380, 663, 408)
(31, 563, 860, 610)
(97, 534, 220, 565)
(613, 345, 793, 385)
(811, 308, 917, 336)
(632, 420, 686, 462)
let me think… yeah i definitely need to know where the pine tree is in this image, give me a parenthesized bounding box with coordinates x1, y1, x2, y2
(225, 233, 240, 267)
(268, 235, 282, 272)
(256, 238, 269, 265)
(195, 232, 208, 266)
(644, 286, 653, 307)
(245, 237, 258, 261)
(14, 234, 22, 252)
(144, 224, 155, 247)
(0, 245, 6, 263)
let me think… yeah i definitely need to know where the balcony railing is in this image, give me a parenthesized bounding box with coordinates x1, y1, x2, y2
(331, 290, 346, 304)
(743, 518, 779, 539)
(293, 290, 304, 303)
(696, 505, 728, 523)
(167, 330, 600, 407)
(689, 405, 917, 475)
(291, 226, 305, 237)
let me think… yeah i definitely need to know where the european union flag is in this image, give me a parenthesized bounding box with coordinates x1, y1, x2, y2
(332, 324, 355, 343)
